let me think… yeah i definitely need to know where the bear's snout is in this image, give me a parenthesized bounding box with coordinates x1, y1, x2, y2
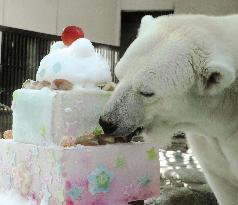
(99, 116, 118, 135)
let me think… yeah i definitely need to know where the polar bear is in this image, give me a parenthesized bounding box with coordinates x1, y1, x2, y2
(99, 14, 238, 205)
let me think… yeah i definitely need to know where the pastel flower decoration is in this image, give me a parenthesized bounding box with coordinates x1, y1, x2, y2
(55, 163, 63, 175)
(66, 197, 75, 205)
(138, 175, 151, 187)
(87, 193, 107, 205)
(12, 163, 32, 195)
(1, 173, 11, 188)
(44, 174, 53, 184)
(76, 178, 89, 189)
(65, 180, 72, 191)
(30, 192, 37, 201)
(34, 165, 41, 175)
(123, 183, 139, 198)
(52, 62, 62, 73)
(8, 151, 16, 166)
(47, 151, 55, 164)
(69, 186, 83, 201)
(25, 151, 32, 162)
(87, 165, 113, 195)
(42, 185, 52, 205)
(31, 146, 39, 156)
(56, 190, 64, 203)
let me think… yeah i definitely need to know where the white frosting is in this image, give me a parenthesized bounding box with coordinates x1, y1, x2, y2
(36, 38, 111, 88)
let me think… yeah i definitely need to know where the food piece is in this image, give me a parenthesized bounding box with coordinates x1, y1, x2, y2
(75, 134, 99, 146)
(22, 79, 51, 90)
(61, 26, 84, 46)
(102, 82, 116, 91)
(115, 136, 127, 143)
(60, 136, 76, 147)
(75, 134, 117, 146)
(74, 127, 126, 146)
(3, 130, 13, 139)
(97, 135, 115, 145)
(52, 79, 73, 90)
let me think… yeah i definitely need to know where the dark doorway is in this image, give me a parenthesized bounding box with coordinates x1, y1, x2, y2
(120, 10, 174, 58)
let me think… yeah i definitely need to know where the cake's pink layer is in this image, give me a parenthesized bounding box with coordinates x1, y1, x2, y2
(0, 140, 160, 205)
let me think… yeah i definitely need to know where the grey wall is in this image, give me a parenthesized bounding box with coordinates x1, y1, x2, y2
(120, 0, 174, 11)
(57, 0, 120, 46)
(0, 0, 120, 45)
(174, 0, 238, 15)
(0, 0, 237, 46)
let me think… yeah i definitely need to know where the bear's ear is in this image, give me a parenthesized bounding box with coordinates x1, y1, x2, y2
(137, 15, 155, 36)
(199, 60, 236, 95)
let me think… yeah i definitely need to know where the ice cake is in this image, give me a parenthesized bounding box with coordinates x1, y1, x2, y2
(0, 26, 160, 205)
(12, 27, 112, 145)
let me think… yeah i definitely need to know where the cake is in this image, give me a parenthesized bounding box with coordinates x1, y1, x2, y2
(12, 31, 112, 145)
(0, 26, 160, 205)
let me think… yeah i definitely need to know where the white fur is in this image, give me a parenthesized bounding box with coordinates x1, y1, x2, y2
(102, 14, 238, 205)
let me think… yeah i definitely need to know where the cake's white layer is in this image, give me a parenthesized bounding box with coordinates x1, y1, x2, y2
(12, 88, 110, 145)
(12, 88, 55, 145)
(36, 39, 111, 88)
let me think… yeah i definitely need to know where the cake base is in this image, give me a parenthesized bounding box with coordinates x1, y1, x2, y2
(0, 140, 160, 205)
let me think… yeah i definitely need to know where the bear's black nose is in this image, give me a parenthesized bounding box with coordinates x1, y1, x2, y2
(99, 116, 117, 134)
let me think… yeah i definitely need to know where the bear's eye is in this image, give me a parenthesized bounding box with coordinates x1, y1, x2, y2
(205, 72, 222, 89)
(139, 91, 155, 97)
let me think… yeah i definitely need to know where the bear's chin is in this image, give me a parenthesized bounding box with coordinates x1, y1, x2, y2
(125, 127, 144, 142)
(142, 127, 174, 150)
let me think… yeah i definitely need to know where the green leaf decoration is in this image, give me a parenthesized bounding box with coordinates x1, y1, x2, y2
(93, 126, 104, 136)
(116, 155, 126, 168)
(40, 126, 46, 137)
(147, 147, 157, 161)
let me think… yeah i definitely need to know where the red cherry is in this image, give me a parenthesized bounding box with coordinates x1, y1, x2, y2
(61, 26, 84, 46)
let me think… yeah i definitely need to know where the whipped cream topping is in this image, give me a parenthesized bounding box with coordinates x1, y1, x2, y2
(36, 38, 111, 89)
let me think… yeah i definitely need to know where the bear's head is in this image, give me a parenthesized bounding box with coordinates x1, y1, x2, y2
(99, 15, 237, 148)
